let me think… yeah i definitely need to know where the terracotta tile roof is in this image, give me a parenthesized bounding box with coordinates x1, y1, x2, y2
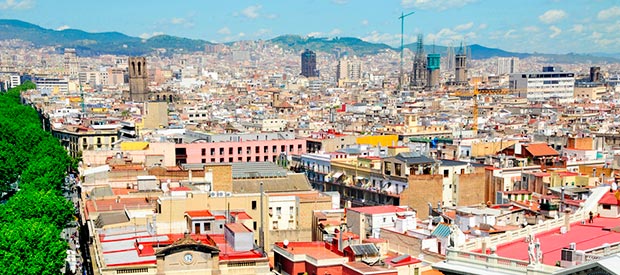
(525, 143, 559, 157)
(599, 191, 620, 205)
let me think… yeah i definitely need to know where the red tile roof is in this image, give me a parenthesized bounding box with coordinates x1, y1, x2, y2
(599, 191, 620, 205)
(525, 143, 559, 157)
(185, 210, 213, 218)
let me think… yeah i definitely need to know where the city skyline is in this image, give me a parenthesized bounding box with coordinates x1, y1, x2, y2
(0, 0, 619, 54)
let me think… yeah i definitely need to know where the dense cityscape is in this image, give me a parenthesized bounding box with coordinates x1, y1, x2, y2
(2, 1, 620, 275)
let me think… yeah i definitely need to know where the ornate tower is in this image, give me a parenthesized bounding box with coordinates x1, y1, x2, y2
(128, 57, 149, 102)
(410, 34, 427, 89)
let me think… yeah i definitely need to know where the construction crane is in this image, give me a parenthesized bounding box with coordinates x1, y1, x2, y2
(398, 11, 415, 91)
(451, 86, 513, 134)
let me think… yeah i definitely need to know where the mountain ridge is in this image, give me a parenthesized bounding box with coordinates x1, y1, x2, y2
(0, 19, 617, 63)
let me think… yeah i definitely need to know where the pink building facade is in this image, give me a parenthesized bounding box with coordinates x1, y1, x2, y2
(175, 139, 306, 164)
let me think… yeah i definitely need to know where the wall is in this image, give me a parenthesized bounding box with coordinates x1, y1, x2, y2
(356, 135, 399, 147)
(401, 174, 444, 219)
(176, 138, 306, 164)
(379, 228, 423, 256)
(456, 167, 487, 206)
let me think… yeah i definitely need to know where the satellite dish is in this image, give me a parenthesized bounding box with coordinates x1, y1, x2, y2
(138, 244, 144, 251)
(612, 182, 618, 191)
(283, 239, 289, 248)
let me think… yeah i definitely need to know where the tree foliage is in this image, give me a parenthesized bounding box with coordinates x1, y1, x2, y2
(0, 82, 74, 274)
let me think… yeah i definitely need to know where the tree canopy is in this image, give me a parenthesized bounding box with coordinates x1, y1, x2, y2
(0, 82, 74, 274)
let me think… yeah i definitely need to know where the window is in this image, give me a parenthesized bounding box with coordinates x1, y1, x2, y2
(251, 200, 257, 210)
(289, 206, 294, 215)
(205, 222, 211, 231)
(603, 204, 611, 210)
(219, 158, 224, 163)
(273, 145, 277, 153)
(255, 146, 260, 153)
(201, 148, 206, 156)
(289, 145, 294, 152)
(253, 221, 257, 230)
(228, 157, 233, 162)
(219, 148, 224, 155)
(443, 170, 449, 178)
(255, 156, 260, 162)
(276, 207, 282, 215)
(229, 147, 233, 154)
(281, 145, 286, 152)
(210, 148, 215, 155)
(238, 147, 242, 154)
(264, 146, 268, 153)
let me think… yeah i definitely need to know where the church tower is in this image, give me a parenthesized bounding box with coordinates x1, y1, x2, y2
(128, 57, 149, 102)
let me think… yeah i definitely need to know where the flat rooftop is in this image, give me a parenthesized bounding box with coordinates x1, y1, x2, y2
(494, 217, 620, 265)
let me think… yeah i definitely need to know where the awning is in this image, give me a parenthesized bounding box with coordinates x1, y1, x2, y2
(333, 172, 344, 179)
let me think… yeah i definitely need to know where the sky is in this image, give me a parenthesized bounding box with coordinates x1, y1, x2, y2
(1, 0, 620, 54)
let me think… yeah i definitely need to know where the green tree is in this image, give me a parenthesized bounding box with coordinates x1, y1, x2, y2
(0, 220, 67, 275)
(0, 189, 73, 228)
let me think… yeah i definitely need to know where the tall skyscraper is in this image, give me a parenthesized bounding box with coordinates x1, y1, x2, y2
(300, 49, 318, 77)
(410, 34, 427, 89)
(336, 56, 362, 86)
(497, 57, 519, 75)
(128, 57, 149, 102)
(590, 66, 602, 82)
(63, 48, 79, 79)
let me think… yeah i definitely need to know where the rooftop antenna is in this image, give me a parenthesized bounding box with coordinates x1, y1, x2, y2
(399, 10, 415, 91)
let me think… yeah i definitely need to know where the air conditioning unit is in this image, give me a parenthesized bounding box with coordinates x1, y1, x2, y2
(218, 191, 225, 197)
(209, 191, 217, 197)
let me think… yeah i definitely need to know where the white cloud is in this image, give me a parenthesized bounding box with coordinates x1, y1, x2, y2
(0, 0, 34, 10)
(168, 17, 194, 28)
(504, 29, 518, 39)
(171, 18, 185, 24)
(454, 22, 474, 31)
(361, 19, 369, 26)
(478, 23, 487, 30)
(591, 32, 602, 39)
(539, 9, 567, 24)
(571, 24, 584, 33)
(329, 28, 342, 36)
(549, 25, 562, 38)
(401, 0, 477, 11)
(523, 26, 540, 32)
(265, 13, 277, 19)
(363, 31, 409, 46)
(55, 25, 70, 31)
(307, 32, 323, 37)
(254, 28, 272, 37)
(139, 32, 164, 39)
(598, 6, 620, 20)
(241, 5, 261, 19)
(217, 27, 231, 35)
